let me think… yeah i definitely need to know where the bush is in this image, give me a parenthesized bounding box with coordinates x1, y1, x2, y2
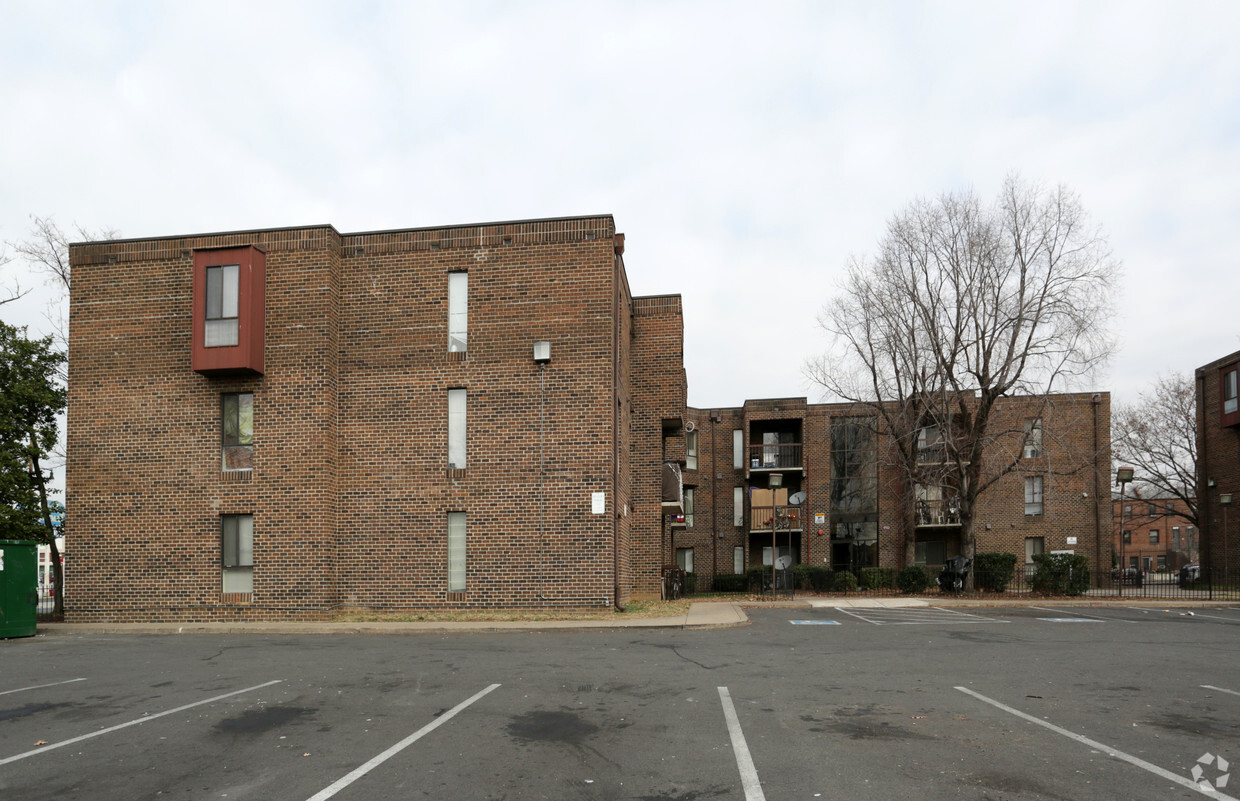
(712, 573, 747, 593)
(897, 565, 931, 594)
(1031, 553, 1091, 596)
(973, 552, 1018, 592)
(792, 563, 814, 590)
(746, 565, 768, 592)
(834, 571, 859, 592)
(683, 572, 697, 595)
(859, 567, 897, 591)
(807, 565, 834, 592)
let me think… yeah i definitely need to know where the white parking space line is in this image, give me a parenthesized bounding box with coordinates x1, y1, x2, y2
(717, 687, 766, 801)
(956, 686, 1239, 800)
(1202, 684, 1240, 698)
(1028, 606, 1136, 623)
(0, 678, 86, 697)
(0, 680, 282, 766)
(838, 607, 1004, 626)
(305, 683, 500, 801)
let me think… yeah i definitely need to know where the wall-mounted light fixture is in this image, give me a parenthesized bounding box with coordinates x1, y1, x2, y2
(533, 340, 551, 364)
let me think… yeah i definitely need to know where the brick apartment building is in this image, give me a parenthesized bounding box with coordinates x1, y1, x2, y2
(669, 394, 1111, 582)
(66, 215, 1111, 621)
(1111, 495, 1198, 573)
(1197, 349, 1240, 577)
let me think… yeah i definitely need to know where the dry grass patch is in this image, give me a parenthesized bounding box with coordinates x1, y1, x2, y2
(335, 598, 693, 624)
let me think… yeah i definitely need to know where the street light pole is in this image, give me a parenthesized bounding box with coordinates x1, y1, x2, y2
(1116, 467, 1134, 596)
(769, 473, 782, 598)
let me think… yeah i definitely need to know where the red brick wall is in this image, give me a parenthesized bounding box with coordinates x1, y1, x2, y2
(68, 218, 637, 620)
(1197, 352, 1240, 574)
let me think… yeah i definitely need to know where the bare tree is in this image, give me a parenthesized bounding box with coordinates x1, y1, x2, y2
(1112, 373, 1197, 528)
(809, 175, 1119, 567)
(6, 215, 119, 353)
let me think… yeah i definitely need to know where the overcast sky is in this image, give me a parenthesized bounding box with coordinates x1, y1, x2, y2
(3, 0, 1238, 414)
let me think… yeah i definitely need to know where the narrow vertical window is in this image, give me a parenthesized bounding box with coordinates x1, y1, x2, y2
(1022, 418, 1042, 459)
(447, 512, 466, 592)
(1224, 367, 1238, 414)
(684, 488, 695, 528)
(685, 430, 698, 470)
(1024, 475, 1044, 516)
(733, 486, 744, 527)
(221, 392, 254, 471)
(205, 264, 240, 347)
(221, 514, 253, 593)
(732, 429, 743, 469)
(448, 388, 467, 469)
(733, 546, 744, 574)
(448, 272, 468, 353)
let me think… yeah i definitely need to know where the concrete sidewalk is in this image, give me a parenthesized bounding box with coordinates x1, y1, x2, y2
(36, 601, 751, 636)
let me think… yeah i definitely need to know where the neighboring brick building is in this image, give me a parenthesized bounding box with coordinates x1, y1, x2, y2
(1197, 350, 1240, 577)
(66, 215, 1112, 621)
(671, 393, 1111, 586)
(1111, 494, 1198, 573)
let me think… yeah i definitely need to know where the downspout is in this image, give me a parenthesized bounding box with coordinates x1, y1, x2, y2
(612, 245, 624, 611)
(711, 411, 718, 589)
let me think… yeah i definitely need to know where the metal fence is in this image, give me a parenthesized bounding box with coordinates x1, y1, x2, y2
(695, 566, 1240, 600)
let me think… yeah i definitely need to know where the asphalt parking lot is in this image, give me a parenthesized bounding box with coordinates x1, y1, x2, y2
(3, 606, 1239, 800)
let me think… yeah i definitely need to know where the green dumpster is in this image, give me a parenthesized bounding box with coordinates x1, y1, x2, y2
(0, 540, 39, 638)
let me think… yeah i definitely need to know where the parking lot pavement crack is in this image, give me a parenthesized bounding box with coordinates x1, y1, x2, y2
(671, 645, 721, 670)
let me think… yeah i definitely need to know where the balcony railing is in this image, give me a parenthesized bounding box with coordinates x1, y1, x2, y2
(916, 498, 961, 526)
(747, 443, 803, 470)
(750, 506, 803, 532)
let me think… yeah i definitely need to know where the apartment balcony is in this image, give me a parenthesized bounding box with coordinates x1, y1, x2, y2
(749, 506, 804, 533)
(747, 444, 803, 472)
(915, 498, 962, 528)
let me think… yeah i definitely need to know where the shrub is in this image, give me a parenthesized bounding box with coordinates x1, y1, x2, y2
(859, 567, 897, 591)
(973, 552, 1018, 592)
(807, 565, 834, 592)
(834, 571, 859, 592)
(683, 572, 697, 595)
(897, 565, 931, 594)
(792, 563, 814, 590)
(1031, 553, 1091, 596)
(712, 573, 747, 593)
(746, 565, 768, 592)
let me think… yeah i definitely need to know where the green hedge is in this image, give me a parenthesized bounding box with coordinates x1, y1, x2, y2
(834, 571, 859, 592)
(712, 573, 748, 593)
(1031, 552, 1091, 596)
(897, 565, 932, 594)
(859, 567, 897, 591)
(973, 552, 1018, 592)
(683, 572, 697, 595)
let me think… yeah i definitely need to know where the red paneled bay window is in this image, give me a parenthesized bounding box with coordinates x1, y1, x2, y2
(192, 246, 265, 376)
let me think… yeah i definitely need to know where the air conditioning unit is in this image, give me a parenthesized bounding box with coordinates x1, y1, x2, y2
(685, 421, 697, 432)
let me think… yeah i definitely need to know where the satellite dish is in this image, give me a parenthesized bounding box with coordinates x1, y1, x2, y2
(787, 491, 807, 506)
(775, 555, 793, 570)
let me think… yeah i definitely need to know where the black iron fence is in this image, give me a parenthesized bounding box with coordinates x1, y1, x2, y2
(696, 565, 1240, 600)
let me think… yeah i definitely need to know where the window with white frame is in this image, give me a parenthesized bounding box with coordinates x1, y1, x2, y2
(1225, 367, 1238, 415)
(684, 488, 694, 528)
(733, 487, 744, 527)
(221, 514, 253, 593)
(1025, 536, 1044, 564)
(448, 388, 466, 469)
(448, 271, 468, 353)
(676, 547, 694, 573)
(733, 546, 744, 574)
(1023, 418, 1042, 459)
(205, 263, 240, 347)
(732, 429, 743, 469)
(1172, 526, 1181, 550)
(1024, 475, 1044, 516)
(686, 430, 698, 471)
(447, 512, 466, 592)
(1149, 529, 1159, 544)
